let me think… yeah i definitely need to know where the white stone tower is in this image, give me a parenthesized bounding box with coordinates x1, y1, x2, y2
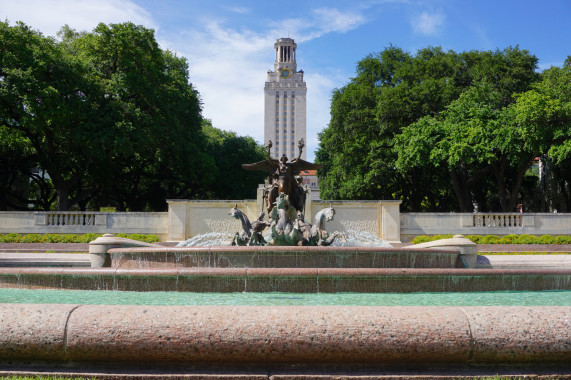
(264, 38, 307, 160)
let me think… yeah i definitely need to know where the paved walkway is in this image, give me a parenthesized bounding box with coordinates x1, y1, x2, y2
(0, 243, 89, 252)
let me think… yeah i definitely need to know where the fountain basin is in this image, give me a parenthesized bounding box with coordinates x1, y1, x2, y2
(106, 246, 464, 269)
(1, 267, 569, 293)
(0, 304, 569, 370)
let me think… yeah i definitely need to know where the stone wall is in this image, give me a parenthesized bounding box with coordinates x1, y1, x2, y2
(167, 200, 257, 241)
(1, 206, 569, 243)
(167, 198, 402, 243)
(0, 211, 168, 240)
(401, 212, 571, 242)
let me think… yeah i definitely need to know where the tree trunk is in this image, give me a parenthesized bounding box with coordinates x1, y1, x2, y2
(56, 187, 70, 211)
(449, 168, 473, 212)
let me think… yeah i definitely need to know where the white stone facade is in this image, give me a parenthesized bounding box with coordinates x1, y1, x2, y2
(264, 38, 307, 160)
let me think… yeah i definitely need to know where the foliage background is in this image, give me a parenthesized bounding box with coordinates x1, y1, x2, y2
(0, 21, 266, 211)
(317, 46, 571, 212)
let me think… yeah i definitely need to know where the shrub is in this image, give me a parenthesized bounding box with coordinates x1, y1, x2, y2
(412, 236, 431, 244)
(413, 234, 571, 245)
(498, 234, 519, 244)
(432, 234, 453, 241)
(554, 235, 571, 244)
(116, 233, 160, 243)
(516, 234, 540, 244)
(1, 233, 23, 243)
(43, 234, 64, 243)
(59, 234, 80, 243)
(142, 234, 160, 243)
(465, 235, 481, 244)
(482, 251, 569, 255)
(539, 235, 555, 244)
(78, 233, 103, 243)
(20, 234, 46, 243)
(480, 235, 500, 244)
(0, 232, 159, 243)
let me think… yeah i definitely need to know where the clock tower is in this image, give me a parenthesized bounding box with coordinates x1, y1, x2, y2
(264, 38, 307, 160)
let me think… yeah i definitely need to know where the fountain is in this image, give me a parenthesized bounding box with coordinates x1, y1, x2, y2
(0, 140, 569, 377)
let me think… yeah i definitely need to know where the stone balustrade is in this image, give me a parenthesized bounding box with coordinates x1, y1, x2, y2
(0, 211, 168, 240)
(473, 213, 523, 227)
(44, 212, 99, 226)
(401, 212, 570, 242)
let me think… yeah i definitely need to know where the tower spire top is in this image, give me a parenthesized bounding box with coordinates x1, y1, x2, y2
(274, 38, 297, 71)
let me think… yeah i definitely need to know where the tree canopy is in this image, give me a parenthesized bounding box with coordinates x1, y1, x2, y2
(0, 21, 265, 211)
(317, 46, 571, 212)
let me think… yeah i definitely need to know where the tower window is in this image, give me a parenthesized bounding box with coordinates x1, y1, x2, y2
(275, 92, 279, 97)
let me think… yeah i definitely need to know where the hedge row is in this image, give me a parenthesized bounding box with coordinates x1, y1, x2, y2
(482, 251, 570, 255)
(0, 233, 160, 243)
(412, 234, 571, 245)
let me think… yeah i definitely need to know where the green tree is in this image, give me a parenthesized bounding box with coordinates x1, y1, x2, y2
(0, 125, 36, 209)
(202, 120, 267, 200)
(0, 21, 102, 210)
(67, 22, 216, 211)
(318, 45, 541, 211)
(1, 21, 215, 211)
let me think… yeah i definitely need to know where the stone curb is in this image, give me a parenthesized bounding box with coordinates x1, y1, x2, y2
(0, 305, 569, 368)
(1, 267, 570, 292)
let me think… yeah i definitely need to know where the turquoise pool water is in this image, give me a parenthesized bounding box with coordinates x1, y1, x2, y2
(1, 288, 570, 306)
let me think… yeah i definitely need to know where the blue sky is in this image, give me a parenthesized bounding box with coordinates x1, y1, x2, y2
(1, 0, 570, 161)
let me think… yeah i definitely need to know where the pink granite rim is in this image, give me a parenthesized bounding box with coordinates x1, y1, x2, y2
(0, 304, 568, 367)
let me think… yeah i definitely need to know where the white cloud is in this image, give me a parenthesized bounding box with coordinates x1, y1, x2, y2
(304, 72, 342, 161)
(225, 6, 250, 14)
(411, 11, 445, 35)
(0, 0, 155, 37)
(162, 8, 367, 160)
(270, 7, 367, 42)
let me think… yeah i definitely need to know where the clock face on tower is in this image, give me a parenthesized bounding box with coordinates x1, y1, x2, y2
(280, 68, 291, 79)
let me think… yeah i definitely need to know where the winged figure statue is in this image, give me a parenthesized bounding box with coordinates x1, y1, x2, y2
(242, 139, 321, 216)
